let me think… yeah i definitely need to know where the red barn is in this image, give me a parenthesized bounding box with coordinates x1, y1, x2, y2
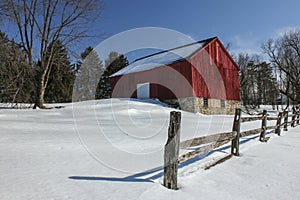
(110, 37, 240, 114)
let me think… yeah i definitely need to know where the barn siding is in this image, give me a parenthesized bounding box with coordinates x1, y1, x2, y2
(111, 60, 193, 100)
(190, 38, 240, 101)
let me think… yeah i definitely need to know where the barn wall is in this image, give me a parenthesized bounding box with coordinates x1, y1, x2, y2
(111, 60, 193, 100)
(190, 38, 240, 101)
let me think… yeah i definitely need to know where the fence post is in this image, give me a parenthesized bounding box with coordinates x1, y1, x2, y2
(291, 106, 296, 127)
(275, 112, 283, 136)
(231, 108, 241, 156)
(297, 106, 300, 125)
(163, 111, 181, 190)
(259, 110, 267, 142)
(284, 111, 288, 131)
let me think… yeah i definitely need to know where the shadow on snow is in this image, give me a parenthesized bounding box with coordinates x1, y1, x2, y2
(69, 129, 276, 183)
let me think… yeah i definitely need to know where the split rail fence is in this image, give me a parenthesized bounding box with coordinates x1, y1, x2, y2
(163, 107, 300, 190)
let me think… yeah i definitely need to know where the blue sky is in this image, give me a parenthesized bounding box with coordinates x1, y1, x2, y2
(2, 0, 299, 62)
(91, 0, 300, 61)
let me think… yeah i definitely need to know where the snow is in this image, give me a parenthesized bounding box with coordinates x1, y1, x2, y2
(1, 99, 299, 199)
(110, 42, 205, 77)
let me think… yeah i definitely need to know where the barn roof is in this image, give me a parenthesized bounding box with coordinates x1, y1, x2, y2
(110, 37, 217, 77)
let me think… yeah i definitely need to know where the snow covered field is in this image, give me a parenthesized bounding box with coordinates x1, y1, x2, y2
(0, 99, 299, 199)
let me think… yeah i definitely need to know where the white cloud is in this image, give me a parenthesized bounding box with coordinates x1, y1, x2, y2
(229, 34, 262, 57)
(273, 26, 300, 37)
(228, 26, 300, 61)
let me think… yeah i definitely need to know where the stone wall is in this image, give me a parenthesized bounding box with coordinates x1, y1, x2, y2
(225, 100, 241, 115)
(164, 97, 240, 115)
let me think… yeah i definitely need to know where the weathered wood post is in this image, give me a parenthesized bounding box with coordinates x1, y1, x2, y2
(231, 108, 241, 156)
(284, 111, 288, 131)
(275, 112, 283, 136)
(296, 112, 298, 127)
(259, 110, 267, 142)
(297, 106, 300, 125)
(163, 111, 181, 190)
(291, 106, 296, 127)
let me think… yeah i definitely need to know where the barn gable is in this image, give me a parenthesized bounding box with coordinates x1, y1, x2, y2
(111, 37, 240, 114)
(190, 37, 240, 100)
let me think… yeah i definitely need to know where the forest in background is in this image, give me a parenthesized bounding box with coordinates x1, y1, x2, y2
(0, 30, 128, 106)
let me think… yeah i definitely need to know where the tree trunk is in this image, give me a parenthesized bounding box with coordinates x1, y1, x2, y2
(33, 72, 46, 109)
(36, 86, 45, 109)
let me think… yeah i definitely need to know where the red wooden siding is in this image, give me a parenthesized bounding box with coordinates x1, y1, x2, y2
(190, 38, 240, 101)
(111, 60, 194, 100)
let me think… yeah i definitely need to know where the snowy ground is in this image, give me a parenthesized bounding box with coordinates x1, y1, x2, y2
(0, 99, 299, 199)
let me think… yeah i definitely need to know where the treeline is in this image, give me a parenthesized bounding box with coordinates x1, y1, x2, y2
(0, 30, 128, 106)
(236, 29, 300, 110)
(0, 0, 105, 108)
(237, 54, 277, 109)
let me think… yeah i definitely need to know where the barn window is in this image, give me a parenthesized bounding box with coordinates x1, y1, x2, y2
(221, 100, 225, 108)
(203, 98, 208, 108)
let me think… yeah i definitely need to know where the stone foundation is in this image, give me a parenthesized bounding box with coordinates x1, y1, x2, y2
(225, 100, 241, 115)
(164, 97, 240, 115)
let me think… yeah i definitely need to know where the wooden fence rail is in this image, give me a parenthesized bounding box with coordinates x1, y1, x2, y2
(178, 131, 237, 163)
(179, 131, 237, 149)
(163, 106, 300, 190)
(240, 116, 261, 123)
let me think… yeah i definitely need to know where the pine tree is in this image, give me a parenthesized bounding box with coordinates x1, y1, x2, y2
(44, 40, 75, 103)
(256, 62, 278, 105)
(237, 53, 278, 111)
(96, 51, 128, 99)
(73, 46, 103, 101)
(0, 30, 34, 105)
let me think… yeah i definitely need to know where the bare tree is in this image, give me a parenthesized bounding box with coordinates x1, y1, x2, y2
(262, 29, 300, 104)
(1, 0, 102, 108)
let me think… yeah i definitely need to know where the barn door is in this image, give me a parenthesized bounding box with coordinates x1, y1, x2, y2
(137, 82, 150, 99)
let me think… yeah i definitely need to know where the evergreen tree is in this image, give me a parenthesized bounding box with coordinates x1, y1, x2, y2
(96, 51, 129, 99)
(237, 53, 278, 111)
(73, 46, 103, 101)
(44, 40, 75, 103)
(0, 30, 34, 105)
(80, 47, 94, 61)
(255, 62, 278, 105)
